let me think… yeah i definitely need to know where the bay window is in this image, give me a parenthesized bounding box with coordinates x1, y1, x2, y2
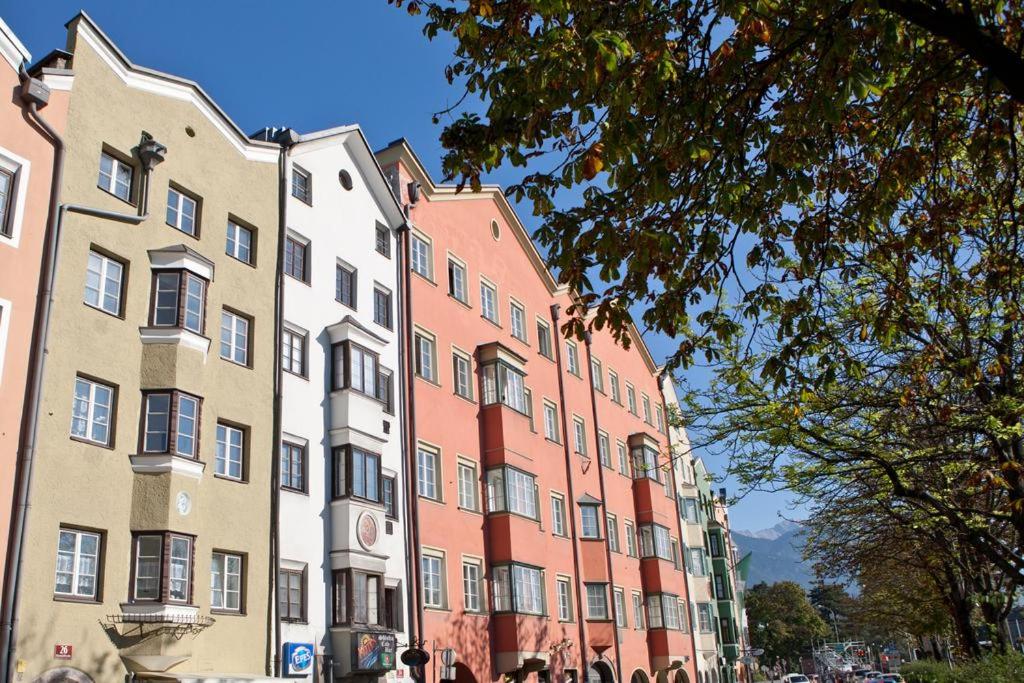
(142, 390, 201, 458)
(646, 593, 682, 629)
(631, 445, 661, 482)
(333, 445, 382, 503)
(131, 532, 193, 604)
(150, 270, 207, 334)
(486, 466, 538, 519)
(639, 523, 673, 561)
(492, 563, 544, 615)
(579, 504, 601, 539)
(481, 360, 526, 413)
(585, 583, 609, 620)
(332, 569, 384, 626)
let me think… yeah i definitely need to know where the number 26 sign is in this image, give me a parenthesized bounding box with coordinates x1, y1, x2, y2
(54, 644, 72, 659)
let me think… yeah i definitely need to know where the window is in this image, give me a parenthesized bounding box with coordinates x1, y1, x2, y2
(543, 400, 559, 441)
(215, 423, 245, 480)
(698, 603, 714, 632)
(655, 405, 665, 433)
(219, 310, 250, 366)
(609, 370, 621, 403)
(482, 361, 526, 413)
(421, 553, 445, 608)
(462, 560, 484, 612)
(457, 460, 478, 510)
(70, 376, 114, 446)
(333, 342, 380, 395)
(98, 151, 132, 202)
(709, 533, 723, 557)
(493, 564, 544, 615)
(333, 569, 385, 625)
(572, 417, 586, 455)
(378, 369, 394, 414)
(683, 498, 700, 524)
(487, 466, 538, 519)
(617, 441, 629, 475)
(447, 257, 467, 303)
(150, 271, 207, 334)
(54, 528, 101, 599)
(642, 394, 652, 424)
(632, 445, 661, 482)
(510, 301, 526, 341)
(614, 588, 627, 628)
(537, 318, 552, 358)
(411, 232, 433, 279)
(671, 539, 681, 569)
(585, 584, 608, 620)
(142, 390, 201, 458)
(226, 220, 253, 264)
(480, 280, 498, 324)
(279, 568, 304, 622)
(550, 494, 567, 537)
(336, 263, 357, 308)
(565, 341, 580, 376)
(333, 446, 381, 502)
(211, 552, 242, 611)
(132, 532, 193, 603)
(84, 250, 124, 316)
(414, 331, 436, 382)
(624, 520, 637, 557)
(688, 548, 707, 576)
(166, 186, 198, 236)
(607, 514, 620, 552)
(383, 476, 397, 519)
(281, 442, 305, 492)
(580, 504, 601, 539)
(647, 594, 682, 629)
(417, 444, 441, 500)
(373, 286, 392, 328)
(556, 578, 573, 621)
(598, 432, 611, 467)
(591, 358, 604, 392)
(632, 592, 645, 629)
(291, 165, 311, 203)
(281, 327, 306, 377)
(284, 236, 308, 283)
(385, 587, 403, 631)
(524, 387, 535, 430)
(639, 524, 673, 561)
(375, 224, 391, 257)
(0, 168, 14, 237)
(452, 351, 473, 400)
(626, 384, 637, 415)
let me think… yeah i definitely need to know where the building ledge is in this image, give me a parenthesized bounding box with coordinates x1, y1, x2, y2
(130, 453, 205, 479)
(118, 602, 204, 623)
(139, 326, 211, 355)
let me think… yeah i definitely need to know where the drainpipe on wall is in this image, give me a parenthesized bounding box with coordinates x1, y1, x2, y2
(549, 305, 589, 677)
(582, 332, 624, 683)
(3, 67, 162, 683)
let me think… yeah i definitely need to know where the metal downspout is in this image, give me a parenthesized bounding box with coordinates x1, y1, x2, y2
(582, 333, 624, 683)
(549, 305, 589, 676)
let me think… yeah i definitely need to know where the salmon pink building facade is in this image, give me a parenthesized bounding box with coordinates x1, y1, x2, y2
(377, 140, 699, 683)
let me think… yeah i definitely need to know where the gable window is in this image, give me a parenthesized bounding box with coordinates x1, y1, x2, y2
(0, 168, 14, 237)
(151, 271, 207, 334)
(373, 285, 392, 329)
(142, 390, 201, 458)
(166, 186, 199, 236)
(585, 583, 608, 620)
(510, 301, 526, 341)
(565, 341, 580, 376)
(486, 466, 538, 519)
(284, 236, 309, 283)
(579, 504, 601, 539)
(609, 371, 621, 403)
(462, 559, 484, 613)
(452, 351, 473, 400)
(281, 327, 307, 377)
(411, 232, 433, 279)
(131, 532, 193, 603)
(543, 400, 559, 441)
(281, 442, 305, 492)
(481, 360, 526, 413)
(457, 460, 478, 510)
(625, 520, 637, 557)
(98, 151, 133, 202)
(607, 513, 620, 552)
(54, 527, 102, 600)
(626, 384, 637, 415)
(333, 569, 384, 625)
(639, 523, 673, 561)
(572, 417, 586, 455)
(84, 250, 125, 316)
(550, 494, 567, 537)
(448, 257, 467, 303)
(226, 220, 254, 264)
(632, 445, 661, 482)
(598, 432, 611, 467)
(421, 552, 446, 609)
(70, 376, 115, 446)
(220, 310, 250, 366)
(333, 445, 381, 502)
(210, 552, 243, 612)
(556, 577, 573, 621)
(536, 319, 552, 359)
(383, 476, 397, 519)
(591, 358, 604, 392)
(414, 331, 437, 382)
(279, 567, 305, 622)
(480, 280, 498, 324)
(375, 224, 391, 257)
(336, 263, 357, 308)
(215, 423, 245, 480)
(417, 444, 441, 500)
(291, 165, 312, 204)
(493, 564, 544, 615)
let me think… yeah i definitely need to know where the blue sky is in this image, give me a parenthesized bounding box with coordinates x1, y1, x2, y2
(4, 0, 801, 532)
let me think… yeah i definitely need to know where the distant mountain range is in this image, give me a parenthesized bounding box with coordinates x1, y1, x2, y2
(732, 520, 815, 588)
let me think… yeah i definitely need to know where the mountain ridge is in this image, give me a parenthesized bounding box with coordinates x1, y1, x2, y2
(732, 520, 814, 588)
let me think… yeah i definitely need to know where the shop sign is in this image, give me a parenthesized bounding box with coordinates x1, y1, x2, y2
(283, 642, 314, 675)
(353, 631, 397, 672)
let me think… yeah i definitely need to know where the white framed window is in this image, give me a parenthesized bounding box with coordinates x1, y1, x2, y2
(211, 552, 242, 611)
(282, 326, 307, 377)
(457, 459, 478, 510)
(510, 300, 526, 341)
(591, 357, 604, 392)
(536, 317, 552, 358)
(83, 250, 124, 316)
(411, 232, 433, 279)
(585, 583, 608, 620)
(598, 431, 611, 467)
(573, 416, 586, 455)
(609, 370, 621, 403)
(452, 350, 473, 400)
(626, 383, 637, 415)
(639, 524, 673, 561)
(226, 220, 253, 264)
(607, 513, 619, 552)
(166, 186, 198, 236)
(624, 520, 637, 557)
(421, 551, 446, 608)
(697, 603, 714, 632)
(481, 360, 526, 413)
(417, 444, 441, 500)
(556, 577, 573, 621)
(98, 151, 132, 202)
(543, 400, 559, 442)
(565, 340, 580, 376)
(54, 528, 101, 599)
(642, 394, 653, 424)
(487, 466, 538, 519)
(580, 504, 601, 539)
(682, 498, 700, 524)
(632, 592, 645, 629)
(215, 423, 244, 480)
(688, 548, 707, 576)
(550, 494, 567, 537)
(462, 559, 484, 612)
(480, 279, 498, 324)
(614, 587, 627, 628)
(414, 330, 437, 382)
(70, 376, 114, 446)
(656, 405, 665, 433)
(493, 564, 544, 615)
(617, 441, 629, 475)
(0, 166, 16, 239)
(447, 256, 467, 303)
(220, 310, 250, 366)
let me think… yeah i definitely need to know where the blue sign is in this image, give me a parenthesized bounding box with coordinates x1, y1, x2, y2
(284, 642, 314, 676)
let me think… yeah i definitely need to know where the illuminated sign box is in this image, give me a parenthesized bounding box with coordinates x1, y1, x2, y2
(353, 631, 396, 672)
(284, 642, 315, 676)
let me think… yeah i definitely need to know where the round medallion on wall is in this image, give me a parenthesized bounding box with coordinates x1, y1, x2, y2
(176, 491, 192, 516)
(357, 511, 378, 550)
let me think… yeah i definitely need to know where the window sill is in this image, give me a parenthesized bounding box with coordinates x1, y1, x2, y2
(283, 368, 309, 382)
(481, 315, 502, 329)
(139, 326, 211, 355)
(69, 434, 114, 451)
(458, 506, 483, 516)
(98, 185, 137, 207)
(130, 453, 205, 479)
(219, 356, 252, 370)
(580, 536, 604, 543)
(285, 274, 312, 287)
(411, 271, 437, 287)
(213, 473, 248, 485)
(227, 253, 257, 269)
(210, 608, 246, 617)
(453, 392, 477, 406)
(84, 301, 126, 320)
(119, 602, 199, 622)
(414, 374, 442, 389)
(165, 221, 201, 240)
(448, 294, 471, 309)
(281, 486, 309, 496)
(53, 594, 101, 605)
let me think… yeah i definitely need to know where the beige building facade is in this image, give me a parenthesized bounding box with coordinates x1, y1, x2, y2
(10, 13, 280, 682)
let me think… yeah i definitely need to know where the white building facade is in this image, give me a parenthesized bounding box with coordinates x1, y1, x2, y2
(275, 125, 410, 683)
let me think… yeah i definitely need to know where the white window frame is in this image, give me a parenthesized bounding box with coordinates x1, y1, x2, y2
(70, 376, 115, 446)
(614, 587, 627, 628)
(282, 326, 307, 377)
(210, 551, 242, 611)
(0, 146, 30, 247)
(215, 422, 244, 480)
(447, 254, 467, 304)
(624, 519, 637, 557)
(417, 443, 442, 501)
(580, 504, 601, 539)
(83, 250, 124, 316)
(414, 328, 437, 382)
(421, 549, 446, 609)
(98, 151, 133, 202)
(411, 231, 434, 280)
(565, 340, 580, 376)
(550, 493, 567, 537)
(617, 441, 629, 475)
(572, 416, 586, 455)
(626, 383, 637, 415)
(607, 513, 619, 552)
(480, 278, 498, 324)
(54, 528, 101, 599)
(591, 357, 604, 392)
(598, 431, 611, 467)
(457, 458, 478, 511)
(225, 219, 253, 264)
(543, 400, 559, 442)
(556, 576, 573, 621)
(585, 583, 608, 620)
(166, 186, 198, 236)
(632, 591, 645, 629)
(609, 369, 621, 403)
(536, 316, 553, 359)
(509, 299, 527, 341)
(452, 348, 473, 400)
(461, 557, 484, 613)
(220, 310, 249, 366)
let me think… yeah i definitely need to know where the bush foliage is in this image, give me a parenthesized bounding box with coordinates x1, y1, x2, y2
(900, 653, 1024, 683)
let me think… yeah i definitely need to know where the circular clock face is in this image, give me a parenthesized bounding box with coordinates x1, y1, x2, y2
(176, 491, 192, 516)
(357, 512, 378, 550)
